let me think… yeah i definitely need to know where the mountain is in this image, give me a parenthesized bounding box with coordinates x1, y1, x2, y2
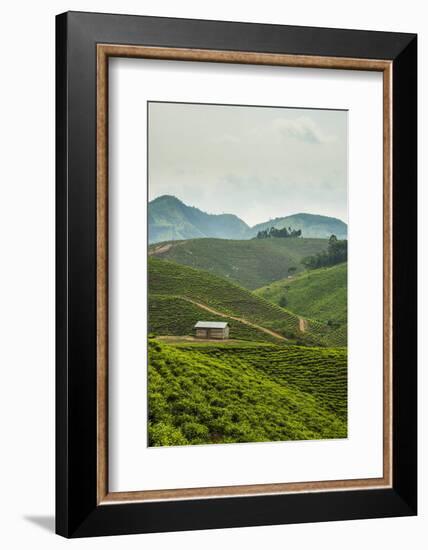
(148, 195, 347, 243)
(249, 213, 347, 240)
(149, 237, 328, 290)
(148, 195, 249, 243)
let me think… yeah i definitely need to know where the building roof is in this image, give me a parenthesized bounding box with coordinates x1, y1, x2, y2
(194, 321, 229, 329)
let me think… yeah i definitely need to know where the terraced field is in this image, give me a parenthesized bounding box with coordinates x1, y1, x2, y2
(149, 257, 345, 346)
(148, 339, 347, 446)
(147, 255, 347, 446)
(181, 342, 348, 420)
(149, 295, 280, 344)
(149, 257, 301, 340)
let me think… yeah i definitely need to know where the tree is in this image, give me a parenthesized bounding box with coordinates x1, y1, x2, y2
(302, 236, 347, 269)
(255, 226, 302, 239)
(279, 295, 287, 308)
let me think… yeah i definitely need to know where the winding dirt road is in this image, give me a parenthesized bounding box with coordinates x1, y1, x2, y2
(179, 296, 288, 341)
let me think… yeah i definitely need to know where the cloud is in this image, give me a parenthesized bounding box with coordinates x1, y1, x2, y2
(211, 134, 240, 145)
(273, 116, 334, 144)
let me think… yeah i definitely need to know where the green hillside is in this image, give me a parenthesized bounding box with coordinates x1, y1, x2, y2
(255, 262, 347, 325)
(149, 257, 300, 340)
(149, 237, 328, 290)
(148, 339, 347, 446)
(304, 318, 347, 348)
(249, 212, 347, 240)
(186, 342, 348, 420)
(148, 257, 343, 346)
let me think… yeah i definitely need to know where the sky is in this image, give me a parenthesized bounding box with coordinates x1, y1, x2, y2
(148, 102, 348, 227)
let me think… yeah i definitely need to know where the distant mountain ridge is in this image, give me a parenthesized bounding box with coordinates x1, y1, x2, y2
(148, 195, 347, 243)
(149, 195, 248, 243)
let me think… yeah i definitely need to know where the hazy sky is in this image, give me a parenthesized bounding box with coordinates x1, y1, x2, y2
(148, 102, 348, 227)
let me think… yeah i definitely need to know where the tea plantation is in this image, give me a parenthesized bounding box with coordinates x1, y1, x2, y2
(255, 262, 347, 346)
(149, 257, 347, 346)
(148, 254, 347, 445)
(148, 339, 347, 446)
(149, 257, 301, 339)
(255, 262, 347, 324)
(149, 295, 280, 344)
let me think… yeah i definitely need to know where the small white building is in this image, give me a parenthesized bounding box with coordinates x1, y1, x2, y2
(194, 321, 229, 340)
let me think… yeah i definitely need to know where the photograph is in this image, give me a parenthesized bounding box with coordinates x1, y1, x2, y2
(0, 2, 420, 544)
(147, 101, 348, 447)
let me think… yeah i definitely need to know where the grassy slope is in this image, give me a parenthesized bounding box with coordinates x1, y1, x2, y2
(149, 257, 344, 346)
(255, 263, 347, 324)
(149, 237, 328, 290)
(148, 339, 347, 446)
(196, 343, 348, 420)
(149, 257, 301, 339)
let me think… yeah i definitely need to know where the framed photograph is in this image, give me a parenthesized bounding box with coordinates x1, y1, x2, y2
(56, 11, 417, 538)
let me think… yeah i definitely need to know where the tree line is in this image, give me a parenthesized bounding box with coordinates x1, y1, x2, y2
(302, 235, 347, 269)
(256, 226, 302, 239)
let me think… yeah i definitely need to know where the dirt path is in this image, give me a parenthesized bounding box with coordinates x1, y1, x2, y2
(299, 317, 307, 332)
(148, 243, 173, 256)
(180, 296, 288, 341)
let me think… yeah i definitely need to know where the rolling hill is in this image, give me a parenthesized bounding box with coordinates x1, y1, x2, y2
(149, 257, 301, 340)
(148, 339, 347, 446)
(148, 259, 347, 446)
(149, 237, 329, 290)
(255, 262, 347, 345)
(148, 257, 343, 346)
(148, 195, 347, 243)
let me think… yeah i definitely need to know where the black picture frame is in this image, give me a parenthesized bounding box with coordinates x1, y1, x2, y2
(56, 11, 417, 538)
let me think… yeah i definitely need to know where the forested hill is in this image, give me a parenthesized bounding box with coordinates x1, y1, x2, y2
(248, 213, 347, 240)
